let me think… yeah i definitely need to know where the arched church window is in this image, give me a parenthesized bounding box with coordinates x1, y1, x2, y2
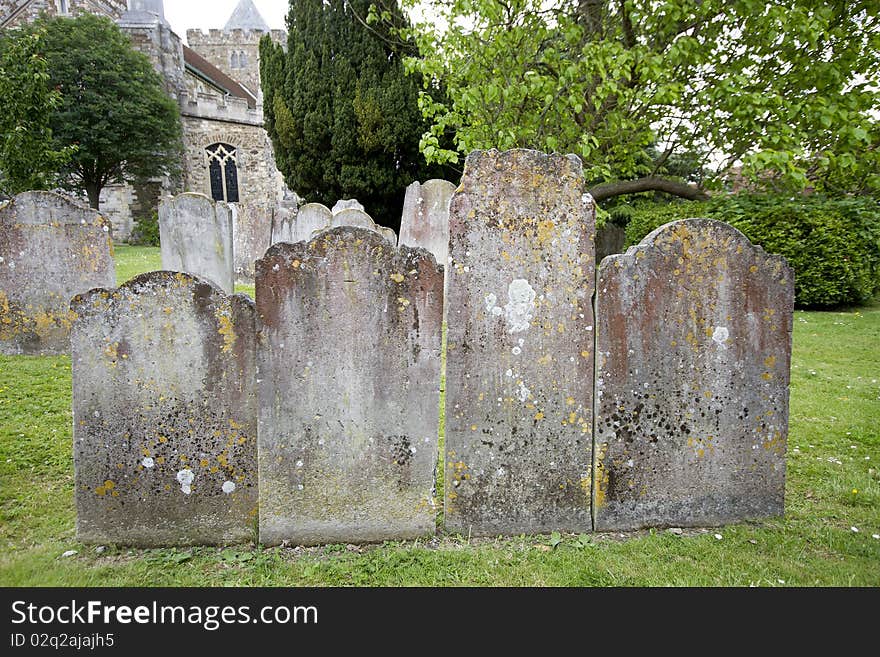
(206, 143, 239, 203)
(240, 51, 248, 67)
(58, 0, 69, 14)
(231, 52, 239, 69)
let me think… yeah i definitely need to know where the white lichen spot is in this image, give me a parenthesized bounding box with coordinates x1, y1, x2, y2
(516, 381, 531, 402)
(297, 484, 304, 491)
(505, 368, 513, 377)
(484, 292, 498, 313)
(272, 263, 280, 271)
(221, 481, 236, 494)
(504, 279, 536, 333)
(142, 457, 154, 468)
(512, 346, 522, 355)
(712, 326, 730, 345)
(296, 460, 304, 468)
(176, 468, 194, 494)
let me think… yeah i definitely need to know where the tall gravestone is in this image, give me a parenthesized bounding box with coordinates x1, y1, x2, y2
(231, 202, 272, 283)
(594, 219, 794, 530)
(71, 271, 258, 546)
(159, 193, 234, 294)
(400, 179, 456, 265)
(0, 191, 115, 355)
(444, 149, 596, 537)
(257, 227, 444, 545)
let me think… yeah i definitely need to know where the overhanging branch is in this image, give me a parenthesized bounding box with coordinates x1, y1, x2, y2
(588, 176, 709, 201)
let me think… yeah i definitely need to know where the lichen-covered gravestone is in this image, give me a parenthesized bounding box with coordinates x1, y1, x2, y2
(71, 272, 257, 546)
(594, 219, 794, 530)
(400, 179, 456, 265)
(0, 191, 114, 355)
(257, 227, 444, 545)
(159, 193, 234, 293)
(231, 202, 272, 283)
(444, 149, 596, 537)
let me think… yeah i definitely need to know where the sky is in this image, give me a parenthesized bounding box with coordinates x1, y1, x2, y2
(163, 0, 289, 41)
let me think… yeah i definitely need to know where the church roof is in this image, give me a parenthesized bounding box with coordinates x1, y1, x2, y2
(183, 45, 257, 109)
(224, 0, 269, 31)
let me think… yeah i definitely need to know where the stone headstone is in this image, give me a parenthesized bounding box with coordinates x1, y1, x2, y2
(230, 202, 272, 283)
(0, 191, 114, 355)
(594, 218, 794, 530)
(444, 149, 596, 537)
(256, 227, 444, 545)
(289, 202, 332, 244)
(400, 179, 456, 265)
(159, 193, 234, 294)
(71, 271, 258, 546)
(331, 198, 365, 214)
(330, 208, 395, 245)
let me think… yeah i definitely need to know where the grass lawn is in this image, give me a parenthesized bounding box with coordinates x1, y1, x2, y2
(0, 246, 877, 586)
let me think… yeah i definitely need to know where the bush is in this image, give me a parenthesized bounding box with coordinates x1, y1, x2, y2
(623, 195, 880, 308)
(128, 211, 160, 246)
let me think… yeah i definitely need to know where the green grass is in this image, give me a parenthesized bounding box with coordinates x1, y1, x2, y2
(113, 244, 255, 298)
(0, 246, 877, 586)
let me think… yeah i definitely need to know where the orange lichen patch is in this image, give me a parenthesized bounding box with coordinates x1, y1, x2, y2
(389, 272, 405, 283)
(94, 479, 116, 496)
(761, 372, 773, 381)
(593, 444, 609, 508)
(216, 311, 236, 353)
(536, 219, 556, 245)
(764, 355, 776, 368)
(534, 411, 545, 420)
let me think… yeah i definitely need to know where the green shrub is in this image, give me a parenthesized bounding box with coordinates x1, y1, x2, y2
(623, 200, 710, 247)
(623, 194, 880, 308)
(128, 211, 160, 247)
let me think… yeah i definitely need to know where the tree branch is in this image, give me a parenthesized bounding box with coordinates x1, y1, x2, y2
(588, 176, 709, 201)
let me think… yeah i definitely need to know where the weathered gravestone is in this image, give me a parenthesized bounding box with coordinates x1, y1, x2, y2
(257, 227, 444, 545)
(71, 271, 258, 546)
(594, 219, 794, 530)
(331, 199, 365, 214)
(0, 191, 114, 355)
(231, 202, 272, 283)
(400, 179, 456, 265)
(444, 149, 596, 536)
(330, 208, 396, 245)
(159, 193, 234, 293)
(286, 203, 333, 244)
(269, 197, 302, 245)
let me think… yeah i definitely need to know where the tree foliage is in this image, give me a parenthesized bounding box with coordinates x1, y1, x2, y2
(403, 0, 880, 199)
(22, 14, 182, 208)
(0, 27, 72, 197)
(261, 0, 447, 225)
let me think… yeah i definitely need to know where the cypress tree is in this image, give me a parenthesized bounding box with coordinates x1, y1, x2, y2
(260, 0, 447, 228)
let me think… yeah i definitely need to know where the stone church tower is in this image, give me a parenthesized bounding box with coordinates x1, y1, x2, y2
(0, 0, 288, 243)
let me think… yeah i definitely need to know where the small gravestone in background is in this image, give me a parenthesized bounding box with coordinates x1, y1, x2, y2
(71, 271, 258, 546)
(286, 202, 332, 244)
(159, 193, 234, 293)
(331, 199, 365, 214)
(400, 179, 456, 266)
(330, 208, 396, 245)
(594, 218, 794, 530)
(231, 202, 272, 284)
(256, 227, 444, 545)
(0, 191, 115, 355)
(270, 196, 302, 245)
(444, 149, 596, 537)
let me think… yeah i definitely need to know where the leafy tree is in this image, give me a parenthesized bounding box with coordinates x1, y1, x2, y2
(403, 0, 880, 200)
(27, 14, 182, 209)
(261, 0, 447, 225)
(0, 27, 72, 197)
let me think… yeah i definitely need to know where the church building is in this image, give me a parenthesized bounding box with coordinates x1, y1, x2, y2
(0, 0, 287, 240)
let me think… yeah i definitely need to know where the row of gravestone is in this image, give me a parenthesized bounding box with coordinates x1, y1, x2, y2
(2, 150, 794, 547)
(160, 182, 455, 296)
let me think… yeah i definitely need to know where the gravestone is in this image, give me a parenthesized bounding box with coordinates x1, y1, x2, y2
(159, 193, 234, 293)
(269, 197, 301, 245)
(400, 179, 456, 265)
(289, 203, 332, 244)
(331, 208, 395, 245)
(257, 227, 444, 545)
(71, 271, 258, 546)
(594, 218, 794, 530)
(331, 199, 365, 214)
(444, 149, 596, 537)
(231, 202, 272, 283)
(0, 191, 115, 355)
